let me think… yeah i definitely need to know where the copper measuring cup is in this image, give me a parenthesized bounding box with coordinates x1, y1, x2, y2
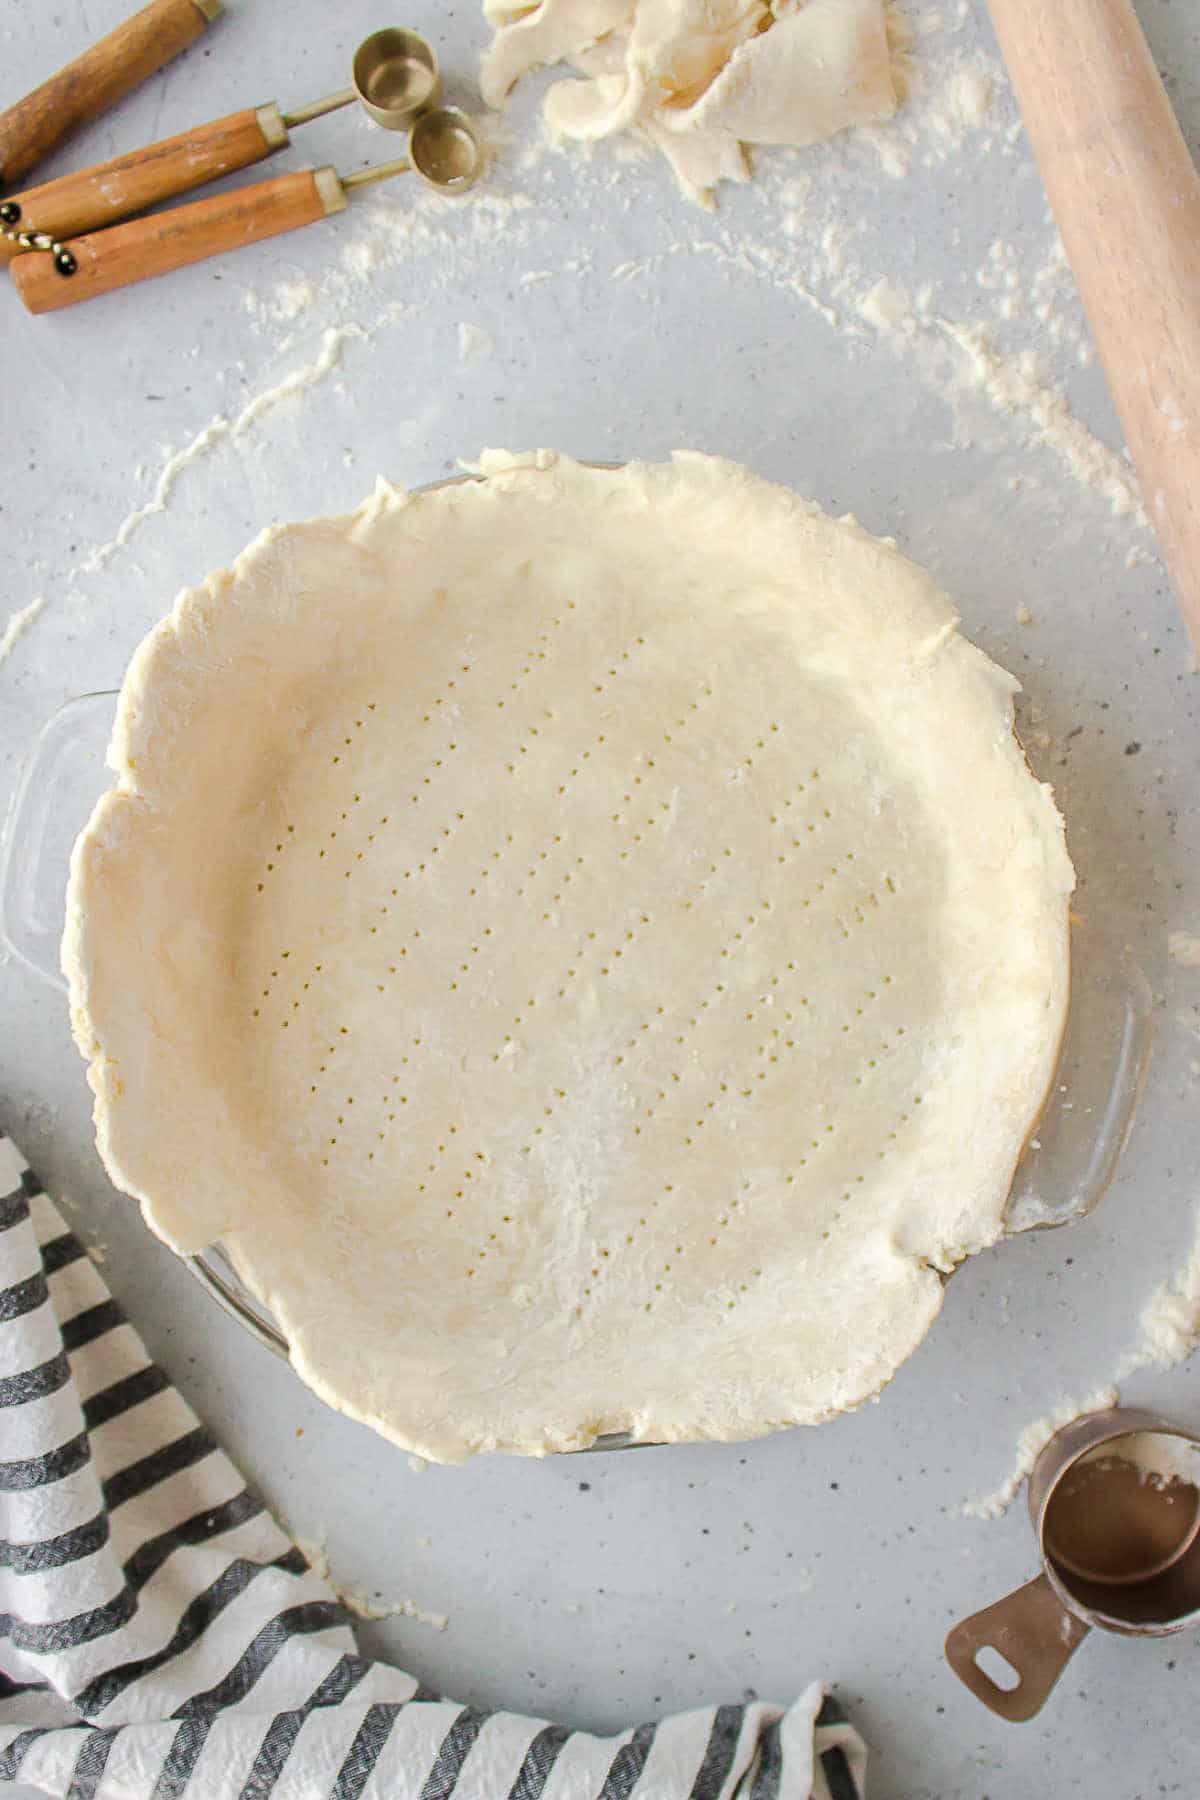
(946, 1406, 1200, 1721)
(0, 28, 441, 268)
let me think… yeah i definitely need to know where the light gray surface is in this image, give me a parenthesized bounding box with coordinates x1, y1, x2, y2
(2, 1, 1199, 1793)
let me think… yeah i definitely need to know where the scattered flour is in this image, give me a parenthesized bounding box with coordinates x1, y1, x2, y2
(938, 321, 1144, 522)
(80, 327, 362, 576)
(969, 1195, 1200, 1521)
(245, 278, 317, 323)
(946, 65, 992, 131)
(855, 277, 915, 336)
(1168, 933, 1200, 969)
(861, 46, 999, 179)
(408, 1455, 428, 1475)
(1116, 1218, 1200, 1379)
(963, 1387, 1119, 1520)
(342, 241, 380, 280)
(0, 596, 46, 666)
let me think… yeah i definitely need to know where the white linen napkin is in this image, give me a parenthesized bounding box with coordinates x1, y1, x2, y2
(0, 1131, 867, 1799)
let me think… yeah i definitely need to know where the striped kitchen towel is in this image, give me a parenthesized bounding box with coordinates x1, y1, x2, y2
(0, 1131, 867, 1799)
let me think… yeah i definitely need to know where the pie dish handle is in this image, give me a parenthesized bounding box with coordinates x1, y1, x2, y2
(0, 690, 119, 993)
(1003, 951, 1154, 1235)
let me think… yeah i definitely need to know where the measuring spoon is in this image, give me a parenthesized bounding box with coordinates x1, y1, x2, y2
(10, 108, 482, 314)
(0, 28, 440, 268)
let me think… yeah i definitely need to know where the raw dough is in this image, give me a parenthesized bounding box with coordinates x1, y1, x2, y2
(65, 451, 1073, 1463)
(481, 0, 901, 205)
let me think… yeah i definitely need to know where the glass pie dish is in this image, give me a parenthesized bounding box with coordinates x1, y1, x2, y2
(2, 460, 1151, 1447)
(2, 667, 1153, 1452)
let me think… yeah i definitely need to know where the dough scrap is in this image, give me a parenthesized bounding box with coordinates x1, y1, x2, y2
(65, 451, 1073, 1463)
(481, 0, 901, 204)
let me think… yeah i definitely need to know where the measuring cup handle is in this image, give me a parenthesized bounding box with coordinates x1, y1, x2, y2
(0, 692, 117, 993)
(945, 1574, 1090, 1721)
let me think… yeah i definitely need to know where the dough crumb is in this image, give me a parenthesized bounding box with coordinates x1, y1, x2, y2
(856, 277, 913, 335)
(339, 1585, 448, 1631)
(408, 1454, 428, 1474)
(293, 1534, 447, 1629)
(275, 278, 317, 319)
(1168, 932, 1200, 969)
(946, 66, 992, 130)
(1015, 605, 1034, 626)
(457, 321, 494, 364)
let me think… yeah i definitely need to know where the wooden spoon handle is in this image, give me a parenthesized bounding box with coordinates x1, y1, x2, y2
(986, 0, 1200, 652)
(0, 106, 288, 268)
(0, 0, 221, 188)
(9, 167, 345, 314)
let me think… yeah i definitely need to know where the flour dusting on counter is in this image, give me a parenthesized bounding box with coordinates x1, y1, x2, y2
(939, 321, 1143, 521)
(969, 1194, 1200, 1522)
(79, 327, 362, 577)
(1117, 1210, 1200, 1378)
(1168, 932, 1200, 969)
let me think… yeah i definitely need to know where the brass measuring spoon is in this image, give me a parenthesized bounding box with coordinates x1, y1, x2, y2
(0, 28, 440, 269)
(9, 107, 482, 314)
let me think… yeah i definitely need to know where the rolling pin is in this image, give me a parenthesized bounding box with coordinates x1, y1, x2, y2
(985, 0, 1200, 653)
(0, 0, 222, 189)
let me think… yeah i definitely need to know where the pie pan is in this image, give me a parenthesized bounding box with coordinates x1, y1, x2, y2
(2, 455, 1154, 1458)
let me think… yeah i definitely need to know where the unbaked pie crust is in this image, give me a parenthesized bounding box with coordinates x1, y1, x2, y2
(65, 451, 1073, 1461)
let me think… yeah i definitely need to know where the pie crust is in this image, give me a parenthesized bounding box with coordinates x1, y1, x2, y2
(64, 451, 1074, 1461)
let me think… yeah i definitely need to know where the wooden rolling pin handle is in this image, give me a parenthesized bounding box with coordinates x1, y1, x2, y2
(0, 106, 288, 269)
(10, 168, 346, 314)
(0, 0, 221, 189)
(986, 0, 1200, 653)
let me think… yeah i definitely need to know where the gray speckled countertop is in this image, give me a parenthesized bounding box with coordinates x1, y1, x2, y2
(3, 2, 1200, 1793)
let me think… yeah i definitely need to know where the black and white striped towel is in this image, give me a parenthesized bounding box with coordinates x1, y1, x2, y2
(0, 1131, 867, 1799)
